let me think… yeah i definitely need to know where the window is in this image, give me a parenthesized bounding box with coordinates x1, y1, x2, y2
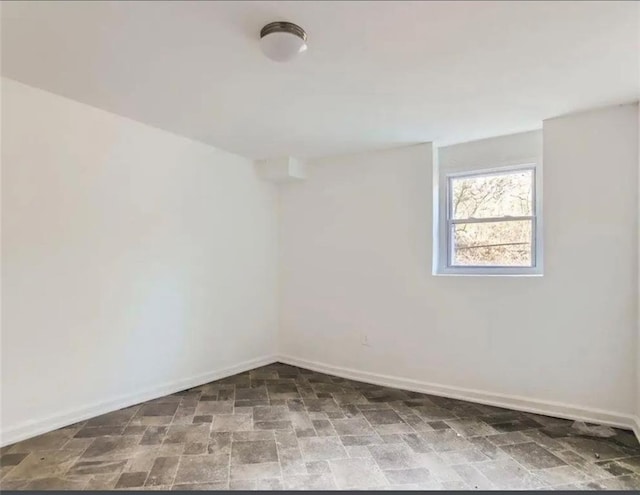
(435, 164, 542, 276)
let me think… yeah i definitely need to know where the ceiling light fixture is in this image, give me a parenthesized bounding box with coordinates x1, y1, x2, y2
(260, 21, 307, 62)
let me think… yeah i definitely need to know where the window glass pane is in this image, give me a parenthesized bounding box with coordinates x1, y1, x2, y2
(451, 220, 532, 267)
(450, 170, 533, 220)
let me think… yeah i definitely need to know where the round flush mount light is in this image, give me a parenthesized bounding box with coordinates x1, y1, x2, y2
(260, 21, 307, 62)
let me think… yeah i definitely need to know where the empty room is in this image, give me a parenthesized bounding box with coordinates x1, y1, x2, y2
(1, 0, 639, 492)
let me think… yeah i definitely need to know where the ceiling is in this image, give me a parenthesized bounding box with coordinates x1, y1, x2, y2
(2, 1, 638, 160)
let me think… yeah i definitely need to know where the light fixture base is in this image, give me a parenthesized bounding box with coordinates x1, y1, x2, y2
(260, 21, 308, 62)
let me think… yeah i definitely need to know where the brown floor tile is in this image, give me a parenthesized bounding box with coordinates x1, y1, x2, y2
(174, 454, 229, 484)
(85, 407, 139, 427)
(66, 459, 127, 476)
(137, 403, 179, 417)
(73, 425, 125, 438)
(145, 456, 179, 486)
(0, 453, 28, 467)
(115, 471, 148, 488)
(80, 436, 140, 460)
(171, 481, 229, 490)
(25, 476, 88, 490)
(4, 451, 79, 480)
(231, 439, 278, 464)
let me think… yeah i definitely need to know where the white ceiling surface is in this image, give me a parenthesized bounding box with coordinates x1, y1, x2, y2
(2, 1, 638, 160)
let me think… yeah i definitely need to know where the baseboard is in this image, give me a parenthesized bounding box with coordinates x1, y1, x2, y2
(1, 354, 278, 448)
(633, 416, 640, 443)
(4, 353, 636, 447)
(278, 354, 638, 432)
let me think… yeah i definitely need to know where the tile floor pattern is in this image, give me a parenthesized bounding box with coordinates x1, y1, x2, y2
(1, 362, 640, 490)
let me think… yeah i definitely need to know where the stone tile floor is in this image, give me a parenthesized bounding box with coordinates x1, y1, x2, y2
(1, 362, 639, 490)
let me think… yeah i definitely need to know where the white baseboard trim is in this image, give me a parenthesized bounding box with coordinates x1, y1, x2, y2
(278, 354, 638, 433)
(633, 416, 640, 443)
(5, 354, 637, 447)
(1, 355, 278, 448)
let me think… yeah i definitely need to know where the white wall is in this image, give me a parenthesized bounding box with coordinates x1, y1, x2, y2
(1, 78, 279, 444)
(636, 5, 640, 434)
(542, 104, 637, 423)
(2, 77, 638, 444)
(279, 103, 639, 427)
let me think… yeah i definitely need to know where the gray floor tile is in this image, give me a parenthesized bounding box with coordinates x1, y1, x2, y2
(2, 362, 639, 491)
(362, 409, 406, 425)
(298, 436, 347, 461)
(229, 461, 281, 480)
(445, 418, 499, 437)
(283, 473, 338, 490)
(369, 443, 422, 470)
(500, 441, 567, 469)
(331, 417, 376, 436)
(231, 439, 278, 464)
(383, 467, 432, 484)
(531, 465, 593, 486)
(329, 457, 386, 488)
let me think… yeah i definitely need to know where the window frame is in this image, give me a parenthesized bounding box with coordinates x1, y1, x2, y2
(434, 161, 543, 277)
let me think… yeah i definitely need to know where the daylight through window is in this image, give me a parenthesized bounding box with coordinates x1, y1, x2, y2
(446, 167, 536, 269)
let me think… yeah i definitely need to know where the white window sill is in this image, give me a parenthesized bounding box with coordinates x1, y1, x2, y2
(433, 267, 544, 277)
